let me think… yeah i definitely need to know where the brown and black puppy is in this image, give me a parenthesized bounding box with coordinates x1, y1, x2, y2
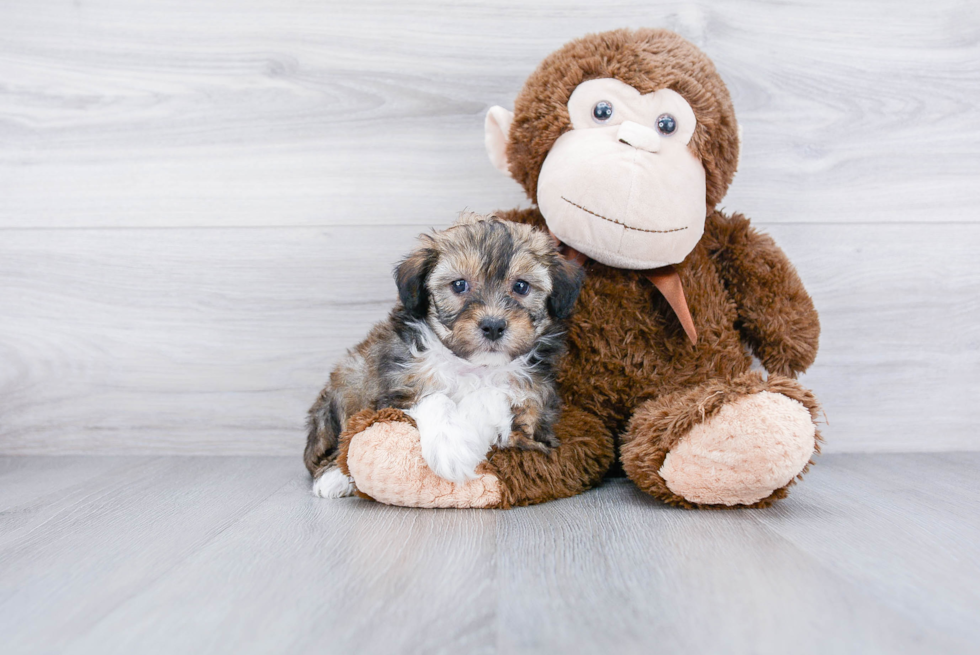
(304, 212, 582, 498)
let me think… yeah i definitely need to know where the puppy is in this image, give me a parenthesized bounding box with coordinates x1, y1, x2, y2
(304, 212, 583, 498)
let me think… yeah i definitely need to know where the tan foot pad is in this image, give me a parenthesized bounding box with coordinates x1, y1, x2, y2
(347, 420, 502, 509)
(659, 391, 816, 506)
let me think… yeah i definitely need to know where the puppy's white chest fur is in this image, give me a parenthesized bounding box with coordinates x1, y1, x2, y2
(406, 327, 531, 483)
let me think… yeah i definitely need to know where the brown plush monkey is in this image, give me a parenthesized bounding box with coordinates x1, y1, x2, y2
(332, 28, 822, 509)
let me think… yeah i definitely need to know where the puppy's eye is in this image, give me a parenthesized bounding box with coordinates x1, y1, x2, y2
(592, 101, 613, 123)
(512, 280, 530, 296)
(451, 279, 468, 294)
(657, 113, 677, 135)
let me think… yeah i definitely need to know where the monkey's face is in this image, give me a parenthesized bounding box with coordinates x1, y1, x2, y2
(535, 78, 707, 270)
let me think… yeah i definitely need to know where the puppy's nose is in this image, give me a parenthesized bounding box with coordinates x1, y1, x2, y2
(479, 317, 507, 342)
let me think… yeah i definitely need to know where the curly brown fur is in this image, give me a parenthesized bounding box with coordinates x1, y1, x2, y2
(486, 204, 821, 506)
(701, 213, 820, 376)
(304, 214, 583, 484)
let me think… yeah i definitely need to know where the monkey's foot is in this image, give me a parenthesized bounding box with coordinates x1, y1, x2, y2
(622, 374, 821, 508)
(337, 408, 502, 509)
(659, 392, 815, 505)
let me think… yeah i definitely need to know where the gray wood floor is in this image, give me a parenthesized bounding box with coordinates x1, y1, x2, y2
(1, 454, 977, 654)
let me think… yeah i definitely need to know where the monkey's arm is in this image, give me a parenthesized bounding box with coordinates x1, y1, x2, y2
(486, 405, 614, 508)
(704, 211, 820, 377)
(334, 401, 613, 508)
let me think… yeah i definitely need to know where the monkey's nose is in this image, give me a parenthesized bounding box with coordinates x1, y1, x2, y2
(479, 317, 507, 342)
(618, 120, 661, 153)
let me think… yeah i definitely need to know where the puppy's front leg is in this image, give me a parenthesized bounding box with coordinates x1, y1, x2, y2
(410, 393, 486, 483)
(506, 401, 558, 452)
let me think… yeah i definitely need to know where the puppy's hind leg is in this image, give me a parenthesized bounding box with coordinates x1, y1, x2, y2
(305, 388, 342, 475)
(305, 388, 356, 498)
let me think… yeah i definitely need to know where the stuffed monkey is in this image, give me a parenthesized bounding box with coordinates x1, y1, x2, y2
(325, 28, 822, 509)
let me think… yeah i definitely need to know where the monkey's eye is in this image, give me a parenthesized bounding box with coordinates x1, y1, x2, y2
(592, 101, 614, 123)
(451, 279, 468, 294)
(512, 280, 530, 296)
(657, 113, 677, 135)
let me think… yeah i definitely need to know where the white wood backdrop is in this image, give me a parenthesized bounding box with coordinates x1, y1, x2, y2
(1, 0, 978, 455)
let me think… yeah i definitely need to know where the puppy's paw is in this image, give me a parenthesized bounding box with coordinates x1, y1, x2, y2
(457, 389, 513, 446)
(346, 418, 503, 508)
(312, 468, 356, 498)
(422, 440, 484, 483)
(504, 430, 554, 452)
(411, 393, 488, 483)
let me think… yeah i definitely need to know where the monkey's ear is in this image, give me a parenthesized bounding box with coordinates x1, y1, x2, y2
(547, 258, 585, 320)
(394, 247, 438, 320)
(485, 106, 515, 176)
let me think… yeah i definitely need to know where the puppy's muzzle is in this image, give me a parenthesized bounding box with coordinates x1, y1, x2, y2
(479, 317, 507, 342)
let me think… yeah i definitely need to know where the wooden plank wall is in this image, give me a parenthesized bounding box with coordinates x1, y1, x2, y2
(1, 0, 978, 455)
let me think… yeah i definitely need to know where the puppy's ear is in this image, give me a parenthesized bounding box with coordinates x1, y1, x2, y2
(547, 257, 584, 320)
(394, 245, 438, 319)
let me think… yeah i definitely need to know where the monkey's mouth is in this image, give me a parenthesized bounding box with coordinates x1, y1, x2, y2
(561, 196, 688, 234)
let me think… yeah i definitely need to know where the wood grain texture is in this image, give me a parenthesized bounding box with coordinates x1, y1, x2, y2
(0, 0, 977, 228)
(0, 455, 133, 511)
(0, 454, 977, 654)
(1, 0, 979, 455)
(753, 453, 980, 646)
(2, 223, 978, 454)
(0, 456, 294, 653)
(495, 467, 970, 654)
(62, 471, 499, 655)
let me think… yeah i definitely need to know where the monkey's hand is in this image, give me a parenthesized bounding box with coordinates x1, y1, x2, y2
(338, 405, 503, 508)
(706, 211, 820, 377)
